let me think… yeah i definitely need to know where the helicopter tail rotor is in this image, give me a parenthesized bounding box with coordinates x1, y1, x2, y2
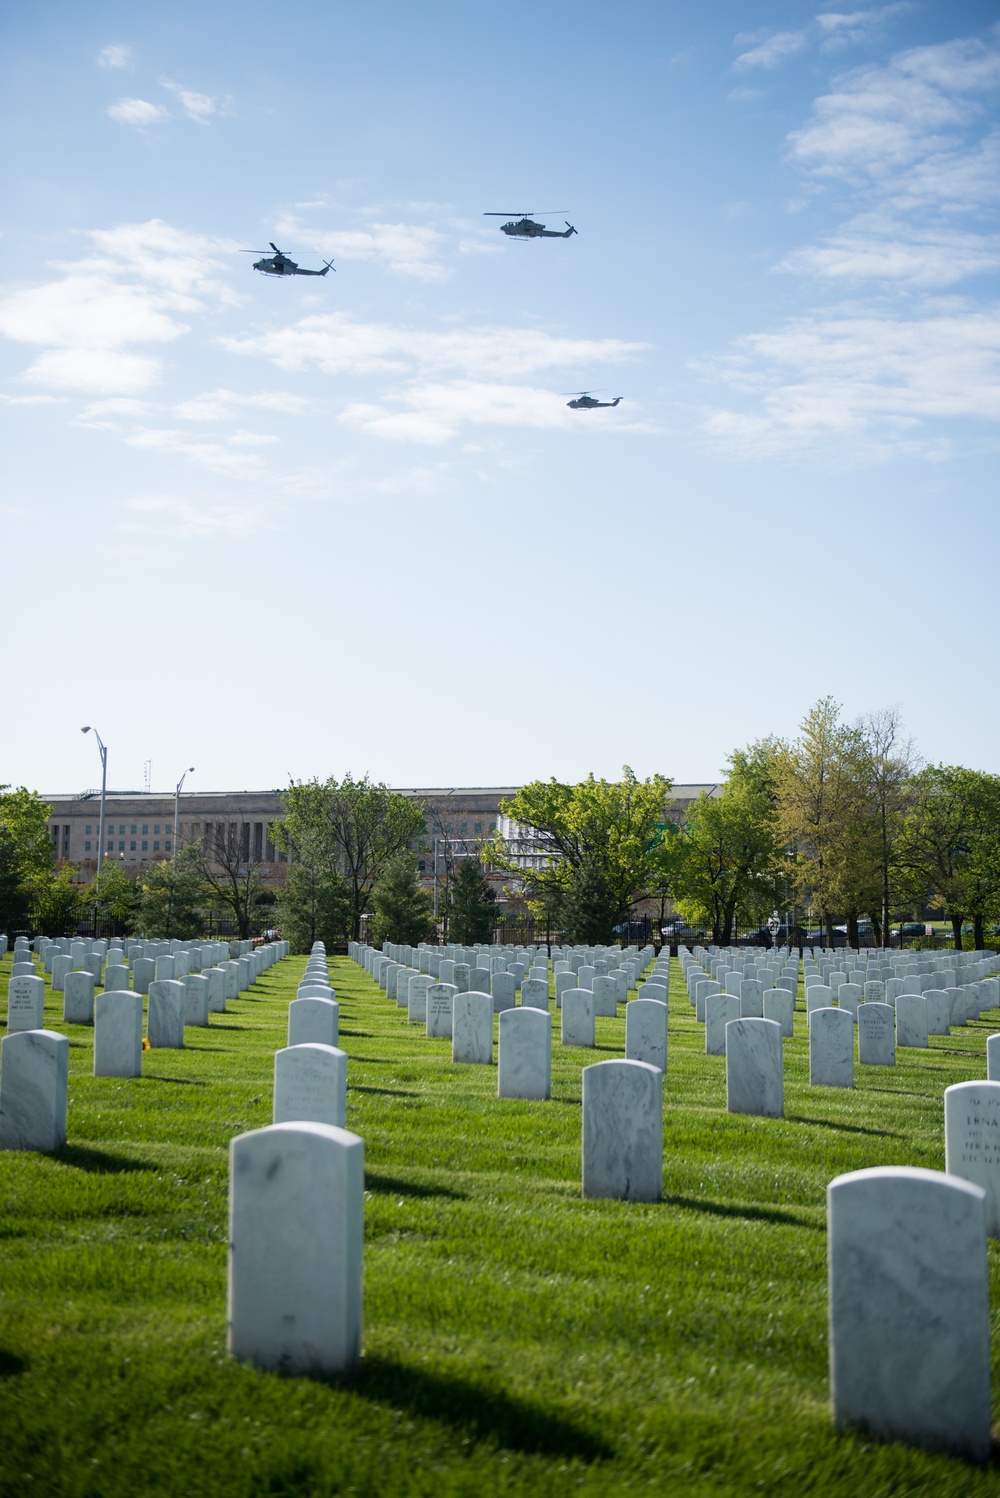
(563, 222, 578, 237)
(320, 259, 336, 276)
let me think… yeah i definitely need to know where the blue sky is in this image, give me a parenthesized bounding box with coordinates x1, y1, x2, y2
(3, 1, 999, 796)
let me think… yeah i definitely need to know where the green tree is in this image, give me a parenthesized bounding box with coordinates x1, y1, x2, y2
(448, 858, 495, 945)
(777, 699, 870, 947)
(277, 857, 352, 954)
(0, 786, 56, 935)
(562, 856, 618, 945)
(193, 825, 268, 940)
(86, 862, 141, 934)
(856, 707, 920, 945)
(32, 867, 82, 937)
(138, 846, 206, 938)
(370, 854, 434, 947)
(670, 741, 787, 945)
(277, 775, 426, 940)
(490, 767, 672, 929)
(898, 765, 1000, 949)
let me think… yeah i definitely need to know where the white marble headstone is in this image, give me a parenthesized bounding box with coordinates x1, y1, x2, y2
(582, 1059, 662, 1201)
(273, 1043, 347, 1128)
(827, 1165, 990, 1461)
(228, 1121, 363, 1374)
(498, 1007, 551, 1100)
(0, 1029, 69, 1150)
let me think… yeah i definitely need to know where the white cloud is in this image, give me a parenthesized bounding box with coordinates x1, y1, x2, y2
(780, 220, 1000, 284)
(120, 495, 271, 539)
(815, 5, 913, 47)
(0, 220, 239, 395)
(733, 31, 807, 72)
(159, 78, 232, 123)
(97, 44, 131, 69)
(107, 98, 169, 127)
(701, 27, 1000, 458)
(222, 312, 644, 380)
(340, 382, 577, 444)
(25, 349, 163, 394)
(170, 388, 309, 422)
(271, 212, 450, 282)
(122, 427, 268, 476)
(699, 303, 1000, 458)
(789, 35, 1000, 203)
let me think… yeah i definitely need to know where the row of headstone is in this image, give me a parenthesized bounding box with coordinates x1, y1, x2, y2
(229, 941, 361, 1373)
(0, 940, 291, 1149)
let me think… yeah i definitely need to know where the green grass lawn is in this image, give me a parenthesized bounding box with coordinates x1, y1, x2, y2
(2, 951, 1000, 1497)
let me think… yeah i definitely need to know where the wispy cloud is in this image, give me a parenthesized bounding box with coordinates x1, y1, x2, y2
(816, 5, 915, 49)
(159, 78, 232, 123)
(733, 31, 807, 72)
(107, 97, 169, 127)
(272, 210, 451, 282)
(97, 44, 131, 69)
(340, 382, 578, 445)
(120, 494, 272, 539)
(780, 219, 1000, 285)
(0, 220, 239, 395)
(702, 27, 1000, 458)
(699, 302, 1000, 460)
(222, 312, 645, 379)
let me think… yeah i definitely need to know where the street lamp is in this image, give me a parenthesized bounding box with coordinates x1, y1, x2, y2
(174, 767, 195, 856)
(80, 726, 108, 877)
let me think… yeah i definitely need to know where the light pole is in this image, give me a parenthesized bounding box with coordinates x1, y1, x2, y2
(81, 726, 108, 878)
(174, 767, 195, 856)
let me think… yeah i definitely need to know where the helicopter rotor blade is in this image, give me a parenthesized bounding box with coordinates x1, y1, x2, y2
(483, 210, 568, 216)
(239, 249, 273, 254)
(560, 389, 607, 395)
(270, 242, 283, 254)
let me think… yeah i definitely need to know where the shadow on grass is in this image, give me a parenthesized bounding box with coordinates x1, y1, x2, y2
(662, 1193, 821, 1230)
(142, 1074, 208, 1086)
(54, 1144, 152, 1174)
(352, 1084, 419, 1099)
(341, 1353, 612, 1459)
(787, 1114, 903, 1139)
(0, 1350, 27, 1377)
(366, 1172, 465, 1201)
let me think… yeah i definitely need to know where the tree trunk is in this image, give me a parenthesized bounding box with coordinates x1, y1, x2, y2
(951, 913, 963, 951)
(871, 914, 883, 946)
(974, 914, 985, 949)
(823, 911, 835, 949)
(847, 914, 859, 948)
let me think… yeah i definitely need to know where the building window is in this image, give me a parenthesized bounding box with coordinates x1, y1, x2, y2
(142, 840, 148, 851)
(153, 840, 160, 851)
(85, 841, 92, 852)
(474, 822, 482, 833)
(86, 825, 92, 835)
(142, 824, 148, 834)
(165, 840, 172, 852)
(154, 824, 160, 834)
(131, 824, 137, 835)
(119, 841, 125, 852)
(107, 841, 113, 853)
(130, 841, 136, 851)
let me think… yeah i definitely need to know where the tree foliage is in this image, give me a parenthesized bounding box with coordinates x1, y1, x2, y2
(369, 854, 434, 947)
(138, 846, 206, 939)
(276, 775, 426, 940)
(670, 741, 787, 944)
(447, 858, 495, 945)
(491, 767, 671, 926)
(277, 857, 352, 954)
(898, 765, 1000, 949)
(562, 856, 619, 945)
(0, 787, 57, 936)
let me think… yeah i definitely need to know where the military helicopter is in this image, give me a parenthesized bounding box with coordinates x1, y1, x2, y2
(483, 212, 577, 239)
(240, 242, 335, 278)
(564, 390, 623, 409)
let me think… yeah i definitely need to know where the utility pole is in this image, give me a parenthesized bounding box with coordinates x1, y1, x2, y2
(81, 726, 108, 878)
